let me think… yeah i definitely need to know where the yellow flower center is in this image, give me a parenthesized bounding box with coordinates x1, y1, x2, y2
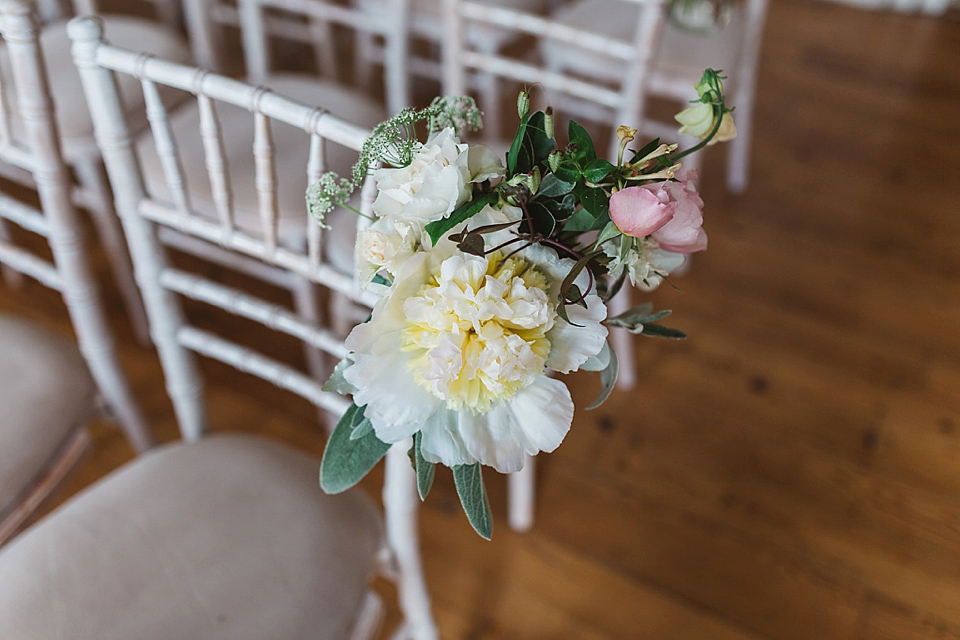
(401, 251, 554, 413)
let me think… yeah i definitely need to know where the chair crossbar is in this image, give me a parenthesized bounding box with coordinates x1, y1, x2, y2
(0, 240, 62, 289)
(160, 268, 350, 360)
(458, 2, 637, 61)
(176, 325, 351, 415)
(461, 51, 622, 109)
(139, 199, 380, 308)
(0, 142, 36, 172)
(92, 44, 369, 152)
(211, 3, 325, 44)
(255, 0, 392, 35)
(0, 193, 50, 236)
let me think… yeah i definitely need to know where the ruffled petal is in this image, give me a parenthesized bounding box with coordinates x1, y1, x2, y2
(455, 375, 574, 473)
(419, 408, 474, 467)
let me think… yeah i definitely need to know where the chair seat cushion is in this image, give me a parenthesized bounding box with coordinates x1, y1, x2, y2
(0, 15, 191, 159)
(541, 0, 747, 96)
(0, 434, 384, 640)
(135, 74, 385, 264)
(0, 314, 95, 514)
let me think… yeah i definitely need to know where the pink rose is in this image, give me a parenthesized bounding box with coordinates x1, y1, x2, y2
(609, 170, 707, 254)
(609, 182, 676, 238)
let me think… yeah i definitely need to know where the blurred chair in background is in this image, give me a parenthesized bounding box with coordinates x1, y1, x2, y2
(0, 0, 152, 546)
(542, 0, 769, 192)
(441, 0, 669, 531)
(0, 0, 208, 342)
(0, 15, 438, 640)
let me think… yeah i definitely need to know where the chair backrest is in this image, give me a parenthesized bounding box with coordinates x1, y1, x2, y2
(68, 19, 438, 637)
(236, 0, 411, 115)
(440, 0, 667, 160)
(0, 0, 152, 451)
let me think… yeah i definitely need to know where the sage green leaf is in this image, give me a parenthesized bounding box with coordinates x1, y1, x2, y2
(640, 323, 688, 339)
(537, 173, 576, 198)
(583, 158, 616, 183)
(580, 339, 611, 372)
(320, 403, 390, 494)
(453, 463, 493, 539)
(321, 357, 356, 395)
(586, 340, 619, 409)
(425, 192, 498, 244)
(413, 432, 435, 501)
(349, 417, 373, 441)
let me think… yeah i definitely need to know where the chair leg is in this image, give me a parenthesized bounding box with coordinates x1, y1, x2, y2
(308, 16, 339, 81)
(355, 32, 378, 94)
(290, 275, 334, 429)
(0, 216, 24, 289)
(508, 453, 535, 532)
(726, 88, 753, 194)
(383, 443, 438, 640)
(72, 156, 151, 346)
(608, 286, 637, 389)
(476, 71, 501, 138)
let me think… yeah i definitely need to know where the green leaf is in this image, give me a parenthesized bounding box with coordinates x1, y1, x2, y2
(520, 110, 555, 173)
(425, 192, 498, 244)
(578, 186, 609, 219)
(640, 323, 688, 339)
(453, 463, 493, 539)
(528, 201, 556, 235)
(320, 403, 390, 494)
(506, 113, 530, 175)
(537, 173, 575, 198)
(586, 340, 619, 409)
(567, 120, 597, 163)
(553, 160, 581, 183)
(413, 432, 435, 501)
(321, 357, 356, 394)
(349, 418, 373, 441)
(563, 207, 602, 232)
(583, 158, 616, 183)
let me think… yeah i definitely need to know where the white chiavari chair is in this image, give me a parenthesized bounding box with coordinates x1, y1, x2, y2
(541, 0, 769, 192)
(0, 0, 211, 344)
(441, 0, 669, 531)
(0, 15, 439, 639)
(0, 0, 152, 546)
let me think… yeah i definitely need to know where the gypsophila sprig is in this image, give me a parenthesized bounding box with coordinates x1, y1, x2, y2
(312, 74, 737, 539)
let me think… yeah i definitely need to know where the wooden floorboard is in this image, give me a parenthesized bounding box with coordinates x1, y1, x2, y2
(2, 1, 960, 638)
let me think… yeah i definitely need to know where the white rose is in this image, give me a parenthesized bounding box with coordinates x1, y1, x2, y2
(371, 128, 504, 226)
(356, 218, 417, 284)
(675, 104, 736, 146)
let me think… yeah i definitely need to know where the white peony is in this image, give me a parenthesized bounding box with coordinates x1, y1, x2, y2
(342, 228, 607, 473)
(371, 127, 503, 228)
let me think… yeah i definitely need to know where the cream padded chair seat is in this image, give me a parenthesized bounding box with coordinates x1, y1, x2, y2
(135, 73, 385, 268)
(0, 15, 190, 159)
(0, 434, 384, 640)
(0, 314, 95, 514)
(540, 0, 746, 97)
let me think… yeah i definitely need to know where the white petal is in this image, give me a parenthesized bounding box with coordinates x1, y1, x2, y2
(455, 375, 574, 473)
(419, 408, 475, 468)
(546, 293, 608, 373)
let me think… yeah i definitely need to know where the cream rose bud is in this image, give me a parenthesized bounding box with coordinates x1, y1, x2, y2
(675, 104, 737, 146)
(356, 219, 416, 283)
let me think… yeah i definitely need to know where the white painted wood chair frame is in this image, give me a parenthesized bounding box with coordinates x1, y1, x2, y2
(237, 0, 411, 116)
(442, 0, 667, 531)
(68, 16, 437, 640)
(0, 0, 154, 542)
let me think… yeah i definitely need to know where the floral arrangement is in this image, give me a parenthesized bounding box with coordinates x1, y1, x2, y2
(308, 69, 735, 539)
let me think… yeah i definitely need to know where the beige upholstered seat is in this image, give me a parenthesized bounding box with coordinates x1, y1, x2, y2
(135, 73, 383, 268)
(0, 434, 384, 640)
(0, 14, 190, 160)
(0, 314, 96, 518)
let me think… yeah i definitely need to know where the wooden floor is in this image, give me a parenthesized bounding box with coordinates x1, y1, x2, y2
(3, 1, 960, 638)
